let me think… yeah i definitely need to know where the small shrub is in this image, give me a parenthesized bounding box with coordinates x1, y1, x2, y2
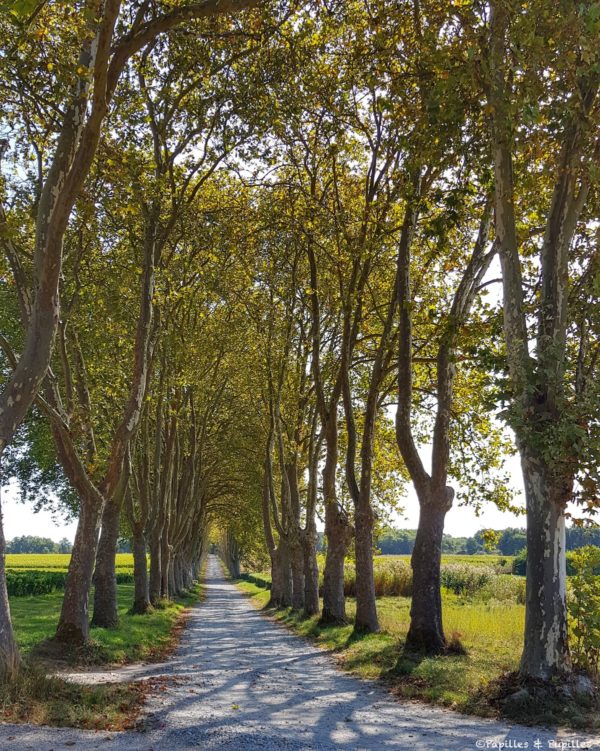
(373, 561, 412, 597)
(512, 549, 527, 576)
(478, 575, 526, 605)
(568, 545, 600, 677)
(441, 564, 494, 596)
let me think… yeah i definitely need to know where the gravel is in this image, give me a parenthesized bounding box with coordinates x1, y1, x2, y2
(1, 555, 598, 751)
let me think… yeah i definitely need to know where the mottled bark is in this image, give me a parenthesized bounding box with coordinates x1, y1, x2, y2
(0, 500, 19, 678)
(486, 0, 596, 679)
(149, 530, 162, 605)
(290, 539, 305, 611)
(302, 530, 320, 617)
(269, 547, 284, 606)
(321, 504, 352, 624)
(280, 540, 293, 608)
(520, 455, 570, 678)
(353, 502, 379, 633)
(131, 528, 150, 614)
(91, 500, 121, 628)
(161, 536, 171, 599)
(56, 498, 103, 644)
(405, 501, 450, 653)
(168, 553, 176, 599)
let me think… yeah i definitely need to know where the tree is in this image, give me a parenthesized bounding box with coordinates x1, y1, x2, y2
(485, 0, 600, 679)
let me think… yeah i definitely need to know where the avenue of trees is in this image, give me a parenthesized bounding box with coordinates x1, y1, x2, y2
(0, 0, 598, 690)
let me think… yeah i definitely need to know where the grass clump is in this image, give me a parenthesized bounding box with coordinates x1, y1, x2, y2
(0, 665, 147, 729)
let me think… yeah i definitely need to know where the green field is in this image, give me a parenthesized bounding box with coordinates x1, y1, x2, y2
(6, 553, 135, 571)
(376, 554, 514, 566)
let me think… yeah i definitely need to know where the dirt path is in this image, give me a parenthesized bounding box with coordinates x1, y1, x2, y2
(1, 555, 598, 750)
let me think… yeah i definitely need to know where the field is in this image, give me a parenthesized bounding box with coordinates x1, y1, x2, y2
(377, 554, 514, 566)
(6, 553, 135, 570)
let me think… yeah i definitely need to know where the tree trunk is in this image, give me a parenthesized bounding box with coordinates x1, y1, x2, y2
(168, 552, 176, 598)
(56, 498, 103, 644)
(354, 502, 379, 633)
(290, 539, 305, 611)
(302, 531, 320, 617)
(0, 503, 19, 678)
(149, 530, 162, 605)
(131, 528, 150, 614)
(161, 534, 170, 599)
(321, 505, 351, 624)
(280, 540, 293, 608)
(405, 500, 448, 654)
(520, 456, 570, 679)
(269, 547, 284, 606)
(91, 500, 120, 628)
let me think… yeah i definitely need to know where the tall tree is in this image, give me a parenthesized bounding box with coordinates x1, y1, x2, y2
(484, 0, 600, 678)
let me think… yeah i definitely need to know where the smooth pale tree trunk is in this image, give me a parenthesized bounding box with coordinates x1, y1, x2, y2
(91, 500, 120, 628)
(0, 502, 19, 678)
(405, 500, 449, 653)
(520, 455, 570, 678)
(321, 504, 351, 624)
(56, 498, 103, 644)
(149, 531, 162, 605)
(353, 500, 379, 633)
(290, 540, 305, 611)
(131, 529, 150, 614)
(269, 547, 284, 607)
(302, 531, 320, 617)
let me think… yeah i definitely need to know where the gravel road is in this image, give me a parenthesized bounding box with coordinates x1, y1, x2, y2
(0, 554, 598, 751)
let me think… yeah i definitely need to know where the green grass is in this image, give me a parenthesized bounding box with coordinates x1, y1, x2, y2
(1, 576, 203, 731)
(235, 579, 598, 730)
(10, 582, 200, 663)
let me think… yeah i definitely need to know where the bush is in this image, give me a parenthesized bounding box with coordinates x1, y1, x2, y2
(513, 546, 600, 577)
(342, 561, 413, 598)
(512, 549, 527, 576)
(6, 569, 135, 597)
(568, 545, 600, 677)
(374, 560, 412, 597)
(478, 574, 526, 604)
(6, 570, 66, 596)
(441, 564, 494, 596)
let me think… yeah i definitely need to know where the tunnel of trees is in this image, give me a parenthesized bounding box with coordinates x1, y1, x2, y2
(0, 0, 598, 688)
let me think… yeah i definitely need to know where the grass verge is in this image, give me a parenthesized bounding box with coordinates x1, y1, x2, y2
(0, 581, 204, 729)
(12, 582, 202, 664)
(234, 579, 599, 731)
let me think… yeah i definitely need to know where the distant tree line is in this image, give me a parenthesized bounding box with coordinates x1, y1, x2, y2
(5, 536, 134, 555)
(7, 536, 72, 554)
(375, 527, 600, 557)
